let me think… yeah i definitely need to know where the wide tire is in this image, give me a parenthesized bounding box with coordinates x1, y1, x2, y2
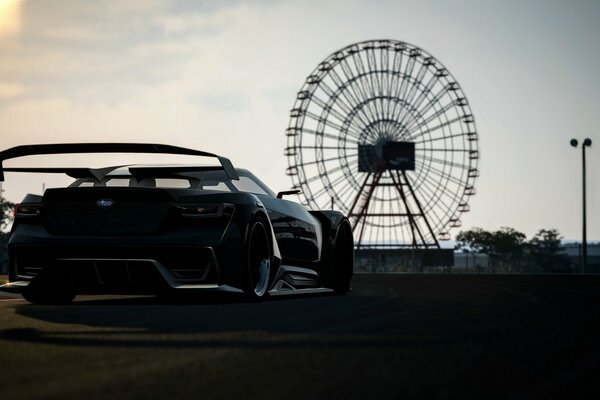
(332, 222, 354, 295)
(243, 218, 272, 301)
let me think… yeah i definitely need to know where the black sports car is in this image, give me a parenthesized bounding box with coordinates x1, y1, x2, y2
(0, 143, 354, 304)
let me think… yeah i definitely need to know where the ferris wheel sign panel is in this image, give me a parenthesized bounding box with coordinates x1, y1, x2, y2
(285, 39, 479, 249)
(358, 142, 415, 172)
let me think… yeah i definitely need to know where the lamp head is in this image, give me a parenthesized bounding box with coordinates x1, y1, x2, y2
(570, 139, 578, 147)
(583, 138, 592, 147)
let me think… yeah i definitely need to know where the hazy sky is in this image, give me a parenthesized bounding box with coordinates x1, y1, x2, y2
(0, 0, 598, 241)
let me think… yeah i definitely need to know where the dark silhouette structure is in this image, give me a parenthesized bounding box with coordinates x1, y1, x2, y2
(570, 138, 592, 273)
(285, 39, 479, 250)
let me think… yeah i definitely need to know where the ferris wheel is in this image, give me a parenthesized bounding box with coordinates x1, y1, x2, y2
(285, 39, 479, 249)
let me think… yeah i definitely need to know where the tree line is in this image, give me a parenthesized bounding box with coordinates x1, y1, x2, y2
(455, 227, 572, 273)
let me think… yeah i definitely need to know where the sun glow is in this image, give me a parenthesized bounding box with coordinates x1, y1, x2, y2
(0, 0, 22, 37)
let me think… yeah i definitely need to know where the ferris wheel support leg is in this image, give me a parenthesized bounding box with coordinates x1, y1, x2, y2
(347, 171, 372, 220)
(401, 171, 440, 249)
(390, 171, 425, 247)
(350, 170, 383, 248)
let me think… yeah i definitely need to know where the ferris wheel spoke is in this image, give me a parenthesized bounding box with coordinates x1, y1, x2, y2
(337, 168, 363, 197)
(309, 93, 359, 126)
(342, 61, 373, 116)
(380, 49, 392, 104)
(302, 110, 362, 137)
(351, 53, 376, 104)
(296, 128, 360, 145)
(366, 48, 380, 96)
(411, 170, 456, 194)
(413, 131, 471, 145)
(405, 114, 463, 139)
(405, 87, 460, 134)
(317, 79, 370, 127)
(318, 109, 356, 134)
(295, 145, 346, 151)
(304, 159, 358, 184)
(371, 50, 387, 122)
(403, 99, 448, 139)
(405, 174, 447, 230)
(335, 77, 381, 130)
(324, 64, 361, 105)
(419, 172, 461, 208)
(387, 73, 428, 128)
(359, 70, 427, 130)
(417, 148, 470, 152)
(413, 159, 465, 187)
(404, 70, 438, 111)
(385, 55, 403, 120)
(341, 101, 381, 139)
(414, 171, 463, 217)
(406, 107, 451, 142)
(311, 172, 353, 201)
(328, 81, 372, 127)
(337, 58, 371, 110)
(413, 86, 453, 123)
(349, 53, 382, 124)
(397, 74, 439, 129)
(317, 72, 374, 128)
(397, 53, 418, 106)
(395, 61, 429, 125)
(294, 155, 345, 168)
(336, 184, 358, 214)
(415, 153, 470, 171)
(357, 77, 382, 126)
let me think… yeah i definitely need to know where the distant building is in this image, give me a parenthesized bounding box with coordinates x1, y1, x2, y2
(453, 252, 489, 272)
(354, 243, 600, 274)
(562, 243, 600, 273)
(354, 248, 454, 273)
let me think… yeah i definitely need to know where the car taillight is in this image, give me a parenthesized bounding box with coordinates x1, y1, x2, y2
(175, 204, 224, 218)
(14, 203, 42, 218)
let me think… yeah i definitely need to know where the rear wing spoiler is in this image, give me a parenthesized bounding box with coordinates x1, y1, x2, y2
(0, 143, 239, 181)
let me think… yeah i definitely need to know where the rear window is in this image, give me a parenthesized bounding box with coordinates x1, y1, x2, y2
(231, 176, 268, 196)
(201, 181, 231, 192)
(105, 178, 131, 187)
(68, 169, 274, 196)
(141, 178, 191, 188)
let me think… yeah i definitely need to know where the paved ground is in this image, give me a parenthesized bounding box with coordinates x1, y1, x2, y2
(1, 274, 600, 400)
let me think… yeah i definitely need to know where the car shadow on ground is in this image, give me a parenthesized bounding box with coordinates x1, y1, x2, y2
(1, 287, 412, 349)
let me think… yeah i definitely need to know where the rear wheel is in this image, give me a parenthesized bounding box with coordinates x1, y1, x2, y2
(243, 218, 272, 300)
(332, 222, 354, 295)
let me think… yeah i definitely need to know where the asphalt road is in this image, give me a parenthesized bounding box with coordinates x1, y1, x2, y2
(1, 274, 600, 400)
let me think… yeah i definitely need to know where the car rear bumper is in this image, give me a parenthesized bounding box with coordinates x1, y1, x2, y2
(0, 280, 30, 294)
(2, 247, 246, 296)
(0, 258, 244, 295)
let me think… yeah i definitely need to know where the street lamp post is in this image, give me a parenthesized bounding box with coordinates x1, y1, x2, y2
(570, 138, 592, 273)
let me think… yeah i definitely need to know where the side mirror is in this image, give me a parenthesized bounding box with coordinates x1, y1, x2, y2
(276, 189, 302, 199)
